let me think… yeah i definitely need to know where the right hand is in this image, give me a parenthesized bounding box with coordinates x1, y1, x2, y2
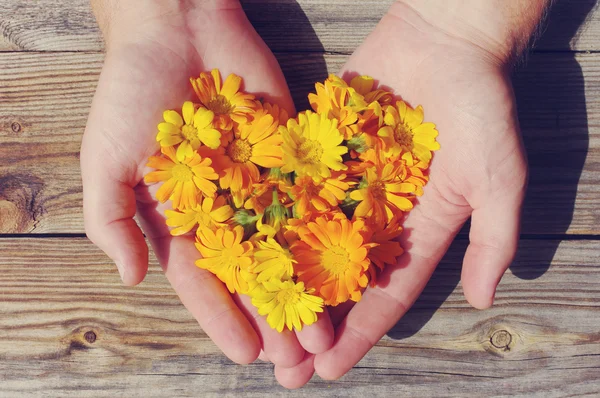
(81, 0, 332, 371)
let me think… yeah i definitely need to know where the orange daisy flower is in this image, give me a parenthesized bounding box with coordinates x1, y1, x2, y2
(206, 113, 284, 206)
(349, 161, 416, 225)
(190, 69, 256, 130)
(361, 217, 404, 285)
(292, 216, 374, 306)
(144, 146, 218, 210)
(195, 225, 254, 294)
(287, 173, 352, 215)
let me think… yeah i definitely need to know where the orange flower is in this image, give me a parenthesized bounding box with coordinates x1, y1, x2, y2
(349, 161, 416, 225)
(286, 173, 352, 215)
(165, 195, 233, 236)
(144, 146, 218, 209)
(361, 217, 404, 285)
(190, 69, 256, 130)
(195, 225, 254, 294)
(292, 216, 374, 306)
(207, 113, 284, 206)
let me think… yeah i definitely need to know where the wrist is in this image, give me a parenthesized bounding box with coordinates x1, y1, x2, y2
(392, 0, 551, 65)
(91, 0, 240, 50)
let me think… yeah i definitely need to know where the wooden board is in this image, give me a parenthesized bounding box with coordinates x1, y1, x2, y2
(0, 237, 599, 396)
(0, 0, 599, 53)
(1, 51, 599, 234)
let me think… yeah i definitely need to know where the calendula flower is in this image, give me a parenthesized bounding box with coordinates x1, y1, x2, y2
(280, 111, 348, 181)
(195, 225, 254, 294)
(251, 279, 324, 332)
(244, 168, 292, 215)
(190, 69, 256, 130)
(165, 195, 233, 236)
(156, 101, 221, 161)
(361, 217, 404, 285)
(207, 113, 284, 205)
(378, 100, 440, 163)
(330, 75, 393, 106)
(287, 173, 352, 215)
(350, 162, 416, 224)
(144, 146, 218, 209)
(292, 216, 373, 306)
(252, 238, 295, 283)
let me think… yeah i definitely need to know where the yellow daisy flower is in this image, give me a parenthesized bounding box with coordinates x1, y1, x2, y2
(190, 69, 256, 130)
(287, 173, 352, 215)
(156, 101, 221, 161)
(165, 195, 233, 236)
(195, 225, 254, 294)
(207, 113, 284, 206)
(251, 279, 324, 332)
(144, 146, 218, 210)
(280, 111, 348, 181)
(252, 238, 295, 283)
(378, 100, 440, 163)
(292, 216, 374, 306)
(350, 162, 416, 225)
(331, 75, 393, 106)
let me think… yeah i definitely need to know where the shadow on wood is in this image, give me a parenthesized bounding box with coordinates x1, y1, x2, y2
(387, 0, 597, 340)
(242, 0, 329, 111)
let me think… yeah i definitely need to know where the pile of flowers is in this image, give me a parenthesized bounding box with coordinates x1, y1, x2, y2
(144, 69, 440, 332)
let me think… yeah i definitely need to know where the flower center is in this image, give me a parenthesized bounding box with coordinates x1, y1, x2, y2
(228, 138, 252, 163)
(195, 209, 213, 227)
(171, 164, 193, 181)
(321, 245, 350, 276)
(277, 287, 300, 304)
(394, 124, 414, 148)
(207, 94, 234, 115)
(181, 124, 198, 141)
(297, 139, 324, 165)
(369, 180, 387, 200)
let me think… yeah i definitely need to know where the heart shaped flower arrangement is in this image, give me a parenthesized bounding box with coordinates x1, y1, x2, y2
(144, 69, 440, 332)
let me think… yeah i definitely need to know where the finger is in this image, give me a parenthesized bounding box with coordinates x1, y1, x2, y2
(81, 136, 148, 287)
(137, 202, 260, 365)
(314, 185, 468, 380)
(461, 182, 526, 309)
(295, 308, 334, 354)
(275, 353, 315, 389)
(235, 294, 305, 368)
(257, 349, 269, 362)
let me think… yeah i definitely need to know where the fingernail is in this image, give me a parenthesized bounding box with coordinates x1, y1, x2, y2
(115, 261, 127, 283)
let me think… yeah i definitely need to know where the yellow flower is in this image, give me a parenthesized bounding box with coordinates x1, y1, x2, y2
(280, 111, 348, 181)
(252, 238, 295, 283)
(292, 216, 373, 306)
(195, 225, 254, 294)
(190, 69, 256, 130)
(350, 162, 416, 225)
(287, 173, 352, 215)
(330, 75, 393, 106)
(156, 101, 221, 161)
(165, 195, 233, 236)
(207, 113, 284, 206)
(378, 100, 440, 163)
(144, 146, 218, 210)
(251, 279, 324, 332)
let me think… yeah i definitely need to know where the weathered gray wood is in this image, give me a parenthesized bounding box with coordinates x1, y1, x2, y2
(0, 0, 598, 53)
(0, 237, 598, 396)
(1, 51, 599, 234)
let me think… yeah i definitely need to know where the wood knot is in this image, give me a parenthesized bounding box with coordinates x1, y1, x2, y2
(11, 122, 21, 133)
(84, 330, 97, 344)
(0, 175, 44, 233)
(490, 329, 512, 350)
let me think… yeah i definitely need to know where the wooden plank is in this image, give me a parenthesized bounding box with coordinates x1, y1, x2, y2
(1, 51, 599, 234)
(0, 237, 599, 396)
(0, 0, 599, 53)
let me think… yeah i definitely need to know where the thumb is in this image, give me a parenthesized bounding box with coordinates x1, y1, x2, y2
(81, 124, 149, 286)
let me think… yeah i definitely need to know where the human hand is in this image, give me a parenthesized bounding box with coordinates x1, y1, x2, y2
(81, 0, 332, 370)
(275, 0, 551, 384)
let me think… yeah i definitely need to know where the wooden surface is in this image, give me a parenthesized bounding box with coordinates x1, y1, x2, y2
(1, 0, 599, 396)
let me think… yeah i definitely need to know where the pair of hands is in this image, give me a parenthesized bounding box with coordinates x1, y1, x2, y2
(81, 0, 528, 388)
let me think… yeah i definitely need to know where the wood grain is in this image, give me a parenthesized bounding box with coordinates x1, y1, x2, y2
(0, 0, 598, 53)
(0, 237, 598, 397)
(1, 51, 599, 234)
